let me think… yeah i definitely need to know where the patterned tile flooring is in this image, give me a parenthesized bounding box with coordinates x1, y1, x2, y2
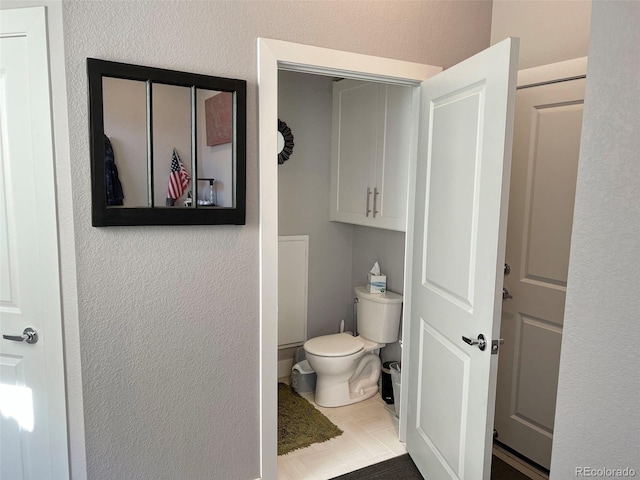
(277, 383, 406, 480)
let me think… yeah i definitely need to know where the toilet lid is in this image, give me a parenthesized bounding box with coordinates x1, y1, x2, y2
(304, 333, 364, 357)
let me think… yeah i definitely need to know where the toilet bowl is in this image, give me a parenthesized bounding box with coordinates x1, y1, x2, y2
(303, 287, 403, 408)
(304, 333, 383, 407)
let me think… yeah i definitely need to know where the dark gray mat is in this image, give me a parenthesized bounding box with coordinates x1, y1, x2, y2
(330, 454, 532, 479)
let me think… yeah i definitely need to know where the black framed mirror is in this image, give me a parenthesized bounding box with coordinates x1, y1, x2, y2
(88, 58, 246, 226)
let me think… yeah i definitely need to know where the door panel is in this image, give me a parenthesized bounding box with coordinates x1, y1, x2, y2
(416, 322, 469, 477)
(424, 88, 483, 308)
(495, 77, 585, 469)
(406, 38, 518, 480)
(331, 80, 378, 223)
(376, 84, 412, 228)
(512, 314, 562, 433)
(523, 102, 582, 285)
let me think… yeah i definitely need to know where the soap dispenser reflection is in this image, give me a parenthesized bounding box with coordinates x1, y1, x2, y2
(198, 178, 217, 206)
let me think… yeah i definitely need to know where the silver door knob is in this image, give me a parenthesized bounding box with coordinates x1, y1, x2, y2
(502, 287, 513, 300)
(462, 333, 486, 351)
(3, 327, 38, 344)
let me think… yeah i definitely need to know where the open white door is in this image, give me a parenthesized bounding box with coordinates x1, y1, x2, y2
(405, 38, 518, 479)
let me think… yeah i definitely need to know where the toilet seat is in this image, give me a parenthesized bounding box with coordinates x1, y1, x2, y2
(304, 333, 363, 357)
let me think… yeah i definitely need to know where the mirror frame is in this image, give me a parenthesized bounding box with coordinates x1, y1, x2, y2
(88, 58, 246, 226)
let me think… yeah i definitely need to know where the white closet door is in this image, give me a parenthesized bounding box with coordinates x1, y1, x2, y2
(495, 75, 585, 470)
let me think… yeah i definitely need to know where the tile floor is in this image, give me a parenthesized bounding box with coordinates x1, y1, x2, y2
(277, 382, 406, 480)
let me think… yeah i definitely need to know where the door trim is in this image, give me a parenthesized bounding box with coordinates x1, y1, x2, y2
(517, 56, 587, 88)
(257, 38, 440, 479)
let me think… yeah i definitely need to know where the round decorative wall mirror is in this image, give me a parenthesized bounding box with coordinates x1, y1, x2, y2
(277, 119, 294, 164)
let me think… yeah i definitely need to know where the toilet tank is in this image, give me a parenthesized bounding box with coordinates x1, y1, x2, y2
(354, 286, 403, 343)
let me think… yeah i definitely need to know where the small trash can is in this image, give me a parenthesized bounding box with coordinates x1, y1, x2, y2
(389, 362, 401, 417)
(291, 360, 317, 393)
(381, 361, 395, 404)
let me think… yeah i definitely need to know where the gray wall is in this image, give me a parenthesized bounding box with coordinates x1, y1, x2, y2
(351, 227, 406, 295)
(278, 71, 354, 338)
(551, 2, 640, 477)
(60, 1, 493, 479)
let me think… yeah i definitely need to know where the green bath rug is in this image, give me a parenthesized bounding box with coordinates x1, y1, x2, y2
(278, 383, 343, 455)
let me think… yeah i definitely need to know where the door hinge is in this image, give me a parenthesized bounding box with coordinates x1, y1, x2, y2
(491, 339, 504, 355)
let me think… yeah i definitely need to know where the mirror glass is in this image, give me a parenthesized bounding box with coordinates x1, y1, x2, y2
(102, 77, 149, 207)
(88, 58, 246, 226)
(152, 83, 192, 208)
(196, 88, 234, 208)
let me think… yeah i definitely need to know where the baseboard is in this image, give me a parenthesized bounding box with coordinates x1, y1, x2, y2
(278, 358, 294, 379)
(493, 444, 549, 480)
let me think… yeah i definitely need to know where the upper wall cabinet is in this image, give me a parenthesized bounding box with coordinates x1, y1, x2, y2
(330, 79, 412, 232)
(88, 59, 246, 226)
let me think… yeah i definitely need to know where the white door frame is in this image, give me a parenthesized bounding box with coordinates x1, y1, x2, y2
(257, 38, 441, 479)
(517, 56, 587, 89)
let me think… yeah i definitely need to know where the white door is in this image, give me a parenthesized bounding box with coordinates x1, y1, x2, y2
(406, 38, 518, 479)
(0, 7, 69, 479)
(494, 75, 585, 470)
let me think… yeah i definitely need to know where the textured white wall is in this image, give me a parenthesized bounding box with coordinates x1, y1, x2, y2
(491, 0, 591, 69)
(61, 1, 492, 479)
(551, 2, 640, 477)
(278, 71, 355, 339)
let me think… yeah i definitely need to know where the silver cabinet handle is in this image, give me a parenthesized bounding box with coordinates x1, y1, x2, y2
(373, 187, 379, 218)
(3, 327, 39, 344)
(366, 187, 372, 217)
(462, 333, 486, 351)
(502, 287, 513, 300)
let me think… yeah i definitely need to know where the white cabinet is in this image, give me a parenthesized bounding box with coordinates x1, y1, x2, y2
(330, 79, 412, 231)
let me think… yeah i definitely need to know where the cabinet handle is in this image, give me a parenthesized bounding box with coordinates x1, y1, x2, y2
(373, 187, 379, 218)
(366, 187, 372, 217)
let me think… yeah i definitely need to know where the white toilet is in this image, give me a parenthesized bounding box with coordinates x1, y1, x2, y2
(303, 286, 403, 407)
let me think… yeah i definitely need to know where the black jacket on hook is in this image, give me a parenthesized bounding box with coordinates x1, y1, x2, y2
(105, 135, 124, 206)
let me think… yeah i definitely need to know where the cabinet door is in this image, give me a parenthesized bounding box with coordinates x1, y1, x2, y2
(330, 79, 378, 226)
(374, 84, 413, 231)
